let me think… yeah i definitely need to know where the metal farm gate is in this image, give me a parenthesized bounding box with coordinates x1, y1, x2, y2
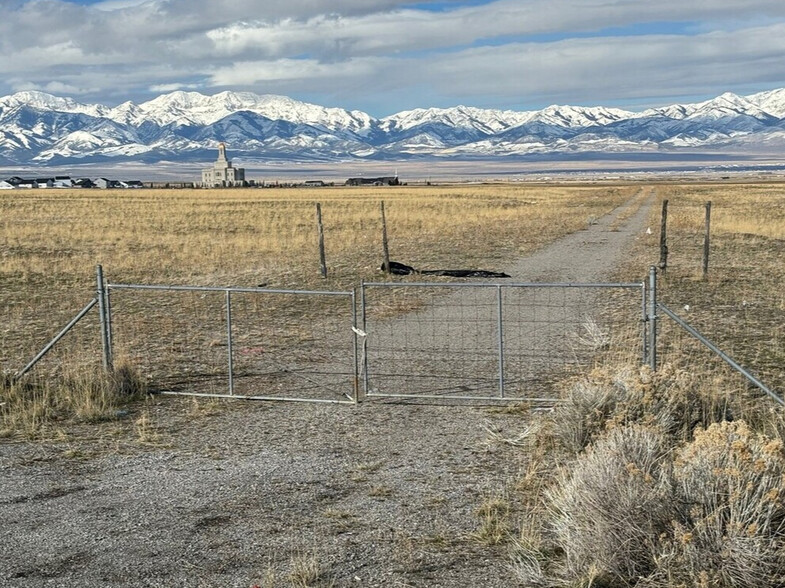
(104, 280, 359, 404)
(15, 266, 783, 407)
(359, 280, 647, 402)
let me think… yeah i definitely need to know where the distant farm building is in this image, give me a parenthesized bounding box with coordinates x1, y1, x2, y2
(1, 175, 141, 189)
(202, 143, 246, 187)
(94, 178, 121, 189)
(345, 176, 400, 186)
(73, 178, 95, 188)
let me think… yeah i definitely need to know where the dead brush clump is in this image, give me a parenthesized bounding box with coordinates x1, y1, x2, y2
(0, 362, 146, 438)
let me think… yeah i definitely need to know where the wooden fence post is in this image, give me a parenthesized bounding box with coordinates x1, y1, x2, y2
(702, 201, 712, 278)
(316, 203, 327, 278)
(658, 199, 668, 273)
(380, 201, 391, 274)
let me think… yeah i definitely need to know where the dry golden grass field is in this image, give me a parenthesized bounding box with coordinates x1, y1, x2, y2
(640, 184, 785, 395)
(1, 184, 633, 433)
(0, 181, 783, 436)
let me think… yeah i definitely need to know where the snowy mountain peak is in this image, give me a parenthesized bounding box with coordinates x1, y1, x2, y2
(688, 92, 772, 121)
(746, 88, 785, 118)
(531, 104, 632, 127)
(381, 105, 533, 134)
(136, 90, 372, 131)
(0, 91, 107, 118)
(2, 87, 785, 165)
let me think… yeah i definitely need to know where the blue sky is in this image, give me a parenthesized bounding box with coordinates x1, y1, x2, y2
(2, 0, 785, 115)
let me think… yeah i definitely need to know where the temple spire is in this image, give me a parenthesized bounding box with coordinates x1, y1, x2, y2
(217, 142, 228, 164)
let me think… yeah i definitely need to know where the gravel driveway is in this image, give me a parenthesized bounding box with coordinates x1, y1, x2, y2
(1, 190, 654, 587)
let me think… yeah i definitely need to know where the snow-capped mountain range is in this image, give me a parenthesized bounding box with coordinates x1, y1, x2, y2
(2, 89, 785, 165)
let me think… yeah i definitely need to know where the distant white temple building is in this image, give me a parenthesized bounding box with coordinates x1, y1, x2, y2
(201, 143, 245, 187)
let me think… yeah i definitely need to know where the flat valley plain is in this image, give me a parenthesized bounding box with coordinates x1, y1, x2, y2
(1, 180, 784, 428)
(1, 183, 634, 377)
(1, 181, 784, 587)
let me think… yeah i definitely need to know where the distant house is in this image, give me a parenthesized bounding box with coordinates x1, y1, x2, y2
(94, 178, 125, 189)
(345, 176, 400, 186)
(0, 180, 15, 190)
(304, 180, 326, 187)
(73, 178, 95, 188)
(53, 176, 73, 188)
(202, 143, 246, 187)
(36, 178, 55, 188)
(125, 180, 144, 189)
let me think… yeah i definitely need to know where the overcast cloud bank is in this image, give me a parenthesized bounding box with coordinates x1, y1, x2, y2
(2, 0, 785, 115)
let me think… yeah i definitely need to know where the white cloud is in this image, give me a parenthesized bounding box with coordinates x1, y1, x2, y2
(208, 56, 385, 86)
(149, 82, 201, 92)
(2, 0, 785, 113)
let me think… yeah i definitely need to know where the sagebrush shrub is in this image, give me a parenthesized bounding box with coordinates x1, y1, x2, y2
(649, 421, 785, 588)
(548, 425, 675, 586)
(551, 362, 743, 455)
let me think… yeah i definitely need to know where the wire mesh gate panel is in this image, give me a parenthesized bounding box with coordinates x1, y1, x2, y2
(361, 282, 646, 401)
(106, 284, 358, 403)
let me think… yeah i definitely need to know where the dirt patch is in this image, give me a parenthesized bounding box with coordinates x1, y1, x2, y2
(0, 191, 655, 587)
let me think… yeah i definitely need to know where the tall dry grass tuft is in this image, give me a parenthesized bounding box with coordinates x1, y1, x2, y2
(472, 494, 512, 546)
(0, 362, 146, 438)
(287, 552, 332, 588)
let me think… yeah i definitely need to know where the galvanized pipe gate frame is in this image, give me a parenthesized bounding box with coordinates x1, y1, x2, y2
(14, 264, 784, 407)
(102, 279, 361, 404)
(359, 279, 649, 402)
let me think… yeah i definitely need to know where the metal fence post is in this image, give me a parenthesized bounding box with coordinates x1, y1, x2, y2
(497, 285, 505, 398)
(360, 282, 370, 397)
(702, 201, 712, 278)
(658, 199, 668, 272)
(316, 202, 327, 278)
(648, 266, 657, 371)
(351, 288, 359, 404)
(226, 289, 234, 395)
(96, 265, 113, 372)
(641, 282, 648, 365)
(380, 202, 391, 274)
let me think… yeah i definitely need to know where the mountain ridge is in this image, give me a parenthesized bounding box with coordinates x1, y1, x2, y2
(2, 89, 785, 165)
